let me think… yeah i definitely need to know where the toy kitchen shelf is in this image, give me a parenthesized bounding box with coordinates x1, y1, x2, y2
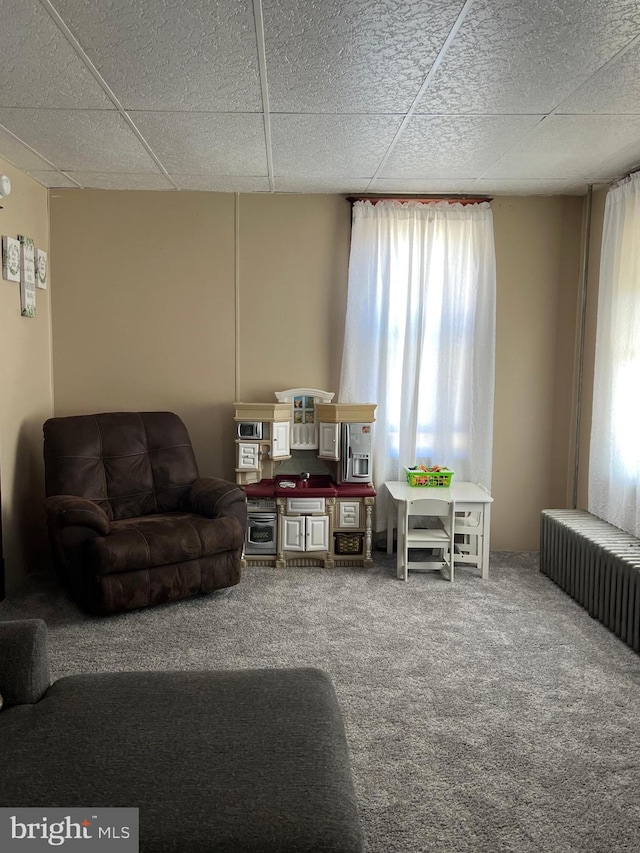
(234, 388, 376, 570)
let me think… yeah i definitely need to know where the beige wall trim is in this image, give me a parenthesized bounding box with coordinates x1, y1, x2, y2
(235, 191, 241, 401)
(572, 184, 593, 509)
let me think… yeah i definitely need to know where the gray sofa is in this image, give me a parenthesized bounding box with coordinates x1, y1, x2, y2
(0, 620, 363, 853)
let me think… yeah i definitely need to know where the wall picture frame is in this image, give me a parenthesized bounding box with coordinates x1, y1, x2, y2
(35, 248, 48, 289)
(18, 234, 36, 317)
(2, 235, 21, 282)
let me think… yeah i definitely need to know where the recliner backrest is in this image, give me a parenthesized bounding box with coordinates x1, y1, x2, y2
(44, 411, 200, 521)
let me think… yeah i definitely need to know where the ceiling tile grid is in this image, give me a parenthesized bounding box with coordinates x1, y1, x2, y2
(0, 0, 639, 195)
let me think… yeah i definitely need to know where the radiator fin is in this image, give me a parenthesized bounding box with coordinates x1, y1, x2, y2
(540, 510, 640, 652)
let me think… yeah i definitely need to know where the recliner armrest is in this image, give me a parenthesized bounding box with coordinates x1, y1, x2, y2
(0, 619, 51, 707)
(185, 478, 247, 527)
(44, 495, 110, 535)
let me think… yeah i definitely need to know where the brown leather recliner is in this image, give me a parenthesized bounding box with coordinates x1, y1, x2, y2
(43, 411, 247, 615)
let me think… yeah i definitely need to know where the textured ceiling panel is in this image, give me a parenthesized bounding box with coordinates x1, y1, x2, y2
(482, 115, 640, 180)
(0, 0, 112, 109)
(263, 0, 463, 113)
(0, 126, 54, 171)
(26, 171, 80, 188)
(67, 172, 174, 190)
(368, 178, 482, 193)
(131, 112, 267, 175)
(474, 179, 585, 195)
(274, 178, 370, 193)
(0, 109, 159, 172)
(175, 175, 271, 192)
(416, 0, 640, 115)
(558, 38, 640, 114)
(381, 115, 543, 178)
(2, 1, 640, 194)
(53, 0, 262, 111)
(272, 114, 402, 177)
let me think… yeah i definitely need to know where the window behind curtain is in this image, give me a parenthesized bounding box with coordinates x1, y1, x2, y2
(339, 200, 496, 529)
(589, 173, 640, 537)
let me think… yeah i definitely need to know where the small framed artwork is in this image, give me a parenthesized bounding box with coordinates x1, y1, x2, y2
(2, 236, 20, 282)
(18, 235, 36, 317)
(35, 248, 48, 289)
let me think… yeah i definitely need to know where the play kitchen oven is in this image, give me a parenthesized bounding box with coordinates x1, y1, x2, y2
(245, 498, 277, 555)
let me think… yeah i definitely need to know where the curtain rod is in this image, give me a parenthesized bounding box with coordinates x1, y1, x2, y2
(346, 195, 492, 205)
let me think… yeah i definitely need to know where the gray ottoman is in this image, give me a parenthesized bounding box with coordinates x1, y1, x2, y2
(0, 620, 363, 853)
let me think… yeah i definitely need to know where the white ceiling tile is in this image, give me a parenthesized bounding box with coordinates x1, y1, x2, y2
(416, 0, 640, 115)
(0, 109, 160, 173)
(272, 114, 402, 177)
(53, 0, 262, 111)
(0, 0, 113, 109)
(130, 112, 267, 175)
(482, 115, 640, 180)
(475, 179, 585, 196)
(368, 179, 482, 194)
(174, 176, 272, 192)
(0, 125, 55, 171)
(68, 173, 174, 190)
(274, 178, 369, 193)
(381, 115, 543, 179)
(264, 0, 463, 113)
(27, 171, 80, 188)
(558, 39, 640, 115)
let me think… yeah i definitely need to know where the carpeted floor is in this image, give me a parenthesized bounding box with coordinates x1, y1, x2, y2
(2, 551, 640, 853)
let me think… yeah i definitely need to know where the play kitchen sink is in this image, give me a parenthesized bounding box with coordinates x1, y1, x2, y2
(274, 473, 338, 496)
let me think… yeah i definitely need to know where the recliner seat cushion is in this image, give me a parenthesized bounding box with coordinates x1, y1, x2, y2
(87, 513, 244, 575)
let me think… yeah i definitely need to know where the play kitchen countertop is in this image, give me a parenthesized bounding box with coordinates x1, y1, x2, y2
(245, 475, 376, 499)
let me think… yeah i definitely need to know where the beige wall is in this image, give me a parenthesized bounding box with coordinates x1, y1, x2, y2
(0, 157, 52, 593)
(237, 194, 351, 400)
(48, 188, 584, 557)
(49, 191, 351, 484)
(49, 190, 237, 481)
(491, 196, 584, 549)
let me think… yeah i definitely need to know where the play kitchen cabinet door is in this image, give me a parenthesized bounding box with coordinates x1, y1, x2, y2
(337, 500, 361, 529)
(271, 420, 291, 459)
(281, 515, 329, 552)
(237, 442, 260, 470)
(318, 422, 340, 460)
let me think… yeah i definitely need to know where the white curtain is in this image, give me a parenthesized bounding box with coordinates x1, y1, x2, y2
(339, 200, 496, 529)
(589, 173, 640, 537)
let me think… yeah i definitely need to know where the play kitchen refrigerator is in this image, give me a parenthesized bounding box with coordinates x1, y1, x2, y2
(341, 422, 373, 482)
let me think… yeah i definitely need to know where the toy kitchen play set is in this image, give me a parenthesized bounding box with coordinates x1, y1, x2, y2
(234, 388, 376, 569)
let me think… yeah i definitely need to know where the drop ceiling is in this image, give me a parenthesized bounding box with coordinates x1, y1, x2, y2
(1, 0, 640, 196)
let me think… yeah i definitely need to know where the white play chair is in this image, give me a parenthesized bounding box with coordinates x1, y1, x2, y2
(453, 511, 483, 571)
(398, 497, 456, 582)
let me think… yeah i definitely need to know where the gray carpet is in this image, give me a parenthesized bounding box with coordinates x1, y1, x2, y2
(2, 552, 640, 853)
